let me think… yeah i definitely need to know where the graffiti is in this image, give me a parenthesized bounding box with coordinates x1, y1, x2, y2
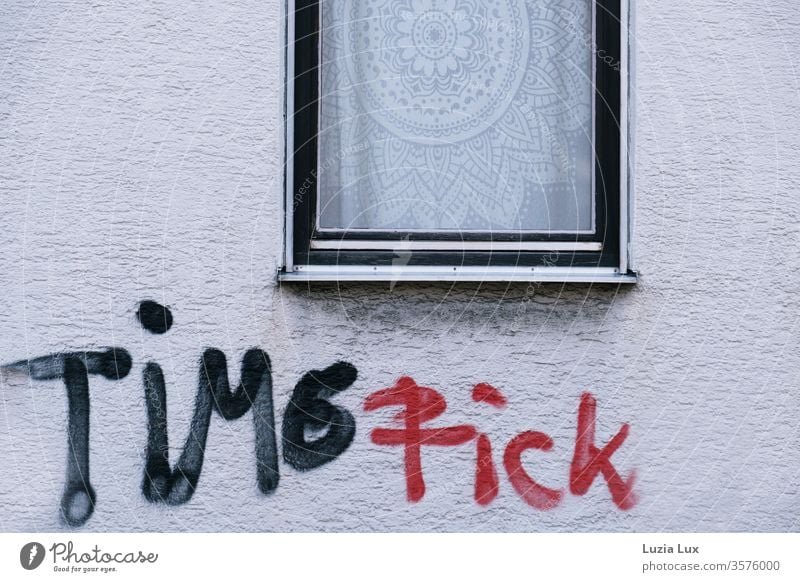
(570, 392, 637, 510)
(1, 300, 636, 527)
(3, 348, 132, 526)
(141, 349, 279, 505)
(364, 377, 637, 510)
(472, 382, 504, 505)
(365, 376, 477, 502)
(1, 301, 357, 527)
(282, 362, 357, 470)
(136, 300, 173, 335)
(471, 382, 507, 408)
(136, 300, 284, 502)
(504, 431, 563, 510)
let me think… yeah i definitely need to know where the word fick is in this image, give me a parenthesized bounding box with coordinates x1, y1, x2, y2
(2, 301, 636, 527)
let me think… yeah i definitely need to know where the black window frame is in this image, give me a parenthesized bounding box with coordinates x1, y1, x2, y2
(282, 0, 636, 283)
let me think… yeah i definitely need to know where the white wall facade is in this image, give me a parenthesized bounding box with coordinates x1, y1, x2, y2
(0, 0, 798, 532)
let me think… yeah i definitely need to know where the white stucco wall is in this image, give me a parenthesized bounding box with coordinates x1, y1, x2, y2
(1, 0, 798, 532)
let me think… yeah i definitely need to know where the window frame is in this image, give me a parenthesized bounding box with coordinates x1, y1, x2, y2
(281, 0, 636, 283)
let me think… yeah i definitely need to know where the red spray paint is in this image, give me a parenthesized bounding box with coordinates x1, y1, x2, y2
(365, 376, 476, 502)
(570, 392, 637, 510)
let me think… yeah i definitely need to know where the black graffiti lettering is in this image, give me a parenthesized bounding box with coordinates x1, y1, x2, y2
(1, 348, 132, 527)
(141, 362, 206, 505)
(1, 302, 360, 527)
(62, 357, 94, 527)
(136, 300, 173, 335)
(282, 362, 357, 470)
(3, 347, 133, 382)
(141, 349, 279, 505)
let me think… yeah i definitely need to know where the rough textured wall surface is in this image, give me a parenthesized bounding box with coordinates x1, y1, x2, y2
(0, 1, 798, 532)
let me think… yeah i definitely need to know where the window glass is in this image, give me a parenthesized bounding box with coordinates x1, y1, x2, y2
(317, 0, 594, 233)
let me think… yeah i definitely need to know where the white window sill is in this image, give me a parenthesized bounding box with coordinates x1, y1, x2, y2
(279, 266, 638, 284)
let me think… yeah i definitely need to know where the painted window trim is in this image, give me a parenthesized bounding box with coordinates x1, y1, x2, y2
(280, 0, 637, 284)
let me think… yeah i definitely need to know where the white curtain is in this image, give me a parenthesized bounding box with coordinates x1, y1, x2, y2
(318, 0, 594, 233)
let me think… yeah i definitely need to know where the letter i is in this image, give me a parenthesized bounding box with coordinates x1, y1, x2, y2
(471, 383, 507, 506)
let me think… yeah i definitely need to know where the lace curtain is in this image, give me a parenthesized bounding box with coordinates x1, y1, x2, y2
(318, 0, 594, 233)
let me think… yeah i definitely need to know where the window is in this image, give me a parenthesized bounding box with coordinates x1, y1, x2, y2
(282, 0, 635, 283)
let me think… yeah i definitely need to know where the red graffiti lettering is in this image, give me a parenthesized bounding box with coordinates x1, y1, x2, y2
(503, 431, 564, 510)
(570, 392, 637, 510)
(364, 376, 476, 502)
(474, 433, 499, 505)
(471, 382, 507, 408)
(366, 380, 636, 512)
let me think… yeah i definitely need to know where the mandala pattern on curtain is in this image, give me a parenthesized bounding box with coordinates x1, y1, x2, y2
(318, 0, 594, 232)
